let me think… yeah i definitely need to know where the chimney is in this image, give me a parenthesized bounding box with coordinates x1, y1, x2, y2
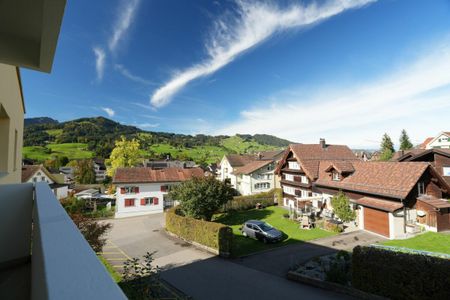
(319, 138, 326, 149)
(256, 152, 262, 160)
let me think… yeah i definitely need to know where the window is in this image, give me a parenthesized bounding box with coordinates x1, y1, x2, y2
(41, 176, 45, 181)
(255, 182, 270, 190)
(224, 168, 228, 174)
(443, 167, 450, 176)
(140, 197, 159, 206)
(283, 185, 295, 195)
(37, 172, 41, 176)
(418, 181, 425, 195)
(288, 161, 300, 170)
(332, 172, 340, 181)
(285, 174, 294, 181)
(121, 186, 139, 194)
(124, 199, 135, 207)
(33, 177, 37, 183)
(301, 176, 308, 184)
(160, 185, 169, 192)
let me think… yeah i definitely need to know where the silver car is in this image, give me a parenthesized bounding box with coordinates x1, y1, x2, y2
(241, 220, 283, 243)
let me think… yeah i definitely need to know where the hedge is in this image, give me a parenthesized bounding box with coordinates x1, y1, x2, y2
(220, 188, 281, 212)
(166, 208, 233, 257)
(352, 246, 450, 300)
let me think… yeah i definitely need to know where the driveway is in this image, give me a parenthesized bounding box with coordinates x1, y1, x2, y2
(234, 230, 385, 277)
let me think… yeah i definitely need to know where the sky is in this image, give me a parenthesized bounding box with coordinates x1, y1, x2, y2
(21, 0, 450, 149)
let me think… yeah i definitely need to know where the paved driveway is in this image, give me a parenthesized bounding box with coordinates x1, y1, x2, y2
(234, 230, 385, 277)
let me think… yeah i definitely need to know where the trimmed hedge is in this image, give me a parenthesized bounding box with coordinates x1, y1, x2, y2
(220, 188, 280, 212)
(166, 208, 233, 257)
(352, 246, 450, 300)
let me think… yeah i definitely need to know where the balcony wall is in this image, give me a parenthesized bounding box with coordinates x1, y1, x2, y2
(0, 182, 126, 300)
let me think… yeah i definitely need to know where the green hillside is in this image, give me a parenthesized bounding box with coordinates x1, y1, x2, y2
(23, 116, 292, 164)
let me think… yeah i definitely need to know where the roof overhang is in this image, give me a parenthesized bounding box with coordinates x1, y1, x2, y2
(0, 0, 66, 72)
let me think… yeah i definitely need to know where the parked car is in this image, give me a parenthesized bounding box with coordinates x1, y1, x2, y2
(241, 220, 283, 243)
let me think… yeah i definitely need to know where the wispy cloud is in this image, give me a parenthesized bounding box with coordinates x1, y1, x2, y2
(150, 0, 375, 108)
(114, 64, 155, 85)
(215, 38, 450, 148)
(93, 47, 106, 81)
(109, 0, 141, 53)
(131, 102, 157, 111)
(101, 107, 115, 117)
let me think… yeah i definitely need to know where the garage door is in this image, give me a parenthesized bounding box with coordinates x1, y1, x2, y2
(364, 207, 389, 237)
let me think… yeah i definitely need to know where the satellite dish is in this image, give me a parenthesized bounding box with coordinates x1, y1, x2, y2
(417, 210, 426, 217)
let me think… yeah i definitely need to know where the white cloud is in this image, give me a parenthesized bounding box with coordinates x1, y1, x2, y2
(93, 47, 106, 81)
(150, 0, 376, 108)
(109, 0, 141, 53)
(101, 107, 115, 117)
(115, 64, 154, 85)
(215, 39, 450, 148)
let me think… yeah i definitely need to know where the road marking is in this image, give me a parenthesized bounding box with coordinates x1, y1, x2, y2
(100, 252, 122, 254)
(109, 241, 132, 260)
(106, 258, 128, 261)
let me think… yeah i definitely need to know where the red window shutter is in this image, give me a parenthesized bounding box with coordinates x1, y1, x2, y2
(140, 198, 146, 205)
(135, 187, 139, 193)
(153, 197, 159, 205)
(130, 199, 135, 206)
(120, 187, 125, 194)
(160, 185, 166, 192)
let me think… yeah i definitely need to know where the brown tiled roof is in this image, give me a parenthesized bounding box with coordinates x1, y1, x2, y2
(259, 150, 285, 160)
(324, 161, 355, 174)
(21, 165, 55, 183)
(224, 154, 256, 167)
(420, 137, 434, 149)
(113, 167, 204, 184)
(284, 143, 359, 179)
(392, 149, 427, 161)
(233, 160, 273, 175)
(316, 161, 430, 199)
(417, 195, 450, 209)
(354, 197, 403, 212)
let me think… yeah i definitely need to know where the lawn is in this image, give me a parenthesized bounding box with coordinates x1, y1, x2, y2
(382, 232, 450, 254)
(213, 206, 336, 257)
(147, 143, 227, 164)
(221, 135, 277, 154)
(23, 143, 93, 161)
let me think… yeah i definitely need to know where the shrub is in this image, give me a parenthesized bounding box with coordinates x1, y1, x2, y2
(220, 189, 277, 212)
(330, 191, 356, 222)
(166, 208, 233, 256)
(325, 261, 349, 285)
(71, 213, 111, 252)
(324, 220, 344, 233)
(352, 246, 450, 300)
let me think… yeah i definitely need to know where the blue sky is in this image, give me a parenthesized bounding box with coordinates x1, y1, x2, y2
(21, 0, 450, 148)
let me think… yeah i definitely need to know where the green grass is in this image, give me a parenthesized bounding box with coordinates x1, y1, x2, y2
(23, 143, 93, 161)
(382, 232, 450, 254)
(98, 255, 122, 283)
(45, 129, 63, 137)
(146, 143, 227, 164)
(213, 206, 336, 257)
(221, 136, 277, 154)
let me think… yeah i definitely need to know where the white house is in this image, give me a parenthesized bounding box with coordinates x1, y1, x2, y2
(113, 167, 204, 218)
(218, 150, 284, 195)
(21, 165, 69, 199)
(425, 132, 450, 149)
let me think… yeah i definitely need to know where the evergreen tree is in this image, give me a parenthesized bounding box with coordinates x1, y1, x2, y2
(399, 129, 413, 150)
(380, 133, 395, 161)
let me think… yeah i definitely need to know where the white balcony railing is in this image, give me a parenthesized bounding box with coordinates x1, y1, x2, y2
(0, 182, 126, 299)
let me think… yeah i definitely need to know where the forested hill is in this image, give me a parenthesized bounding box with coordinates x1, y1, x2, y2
(23, 116, 292, 163)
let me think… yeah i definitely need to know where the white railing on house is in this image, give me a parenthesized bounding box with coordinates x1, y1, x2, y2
(0, 182, 126, 300)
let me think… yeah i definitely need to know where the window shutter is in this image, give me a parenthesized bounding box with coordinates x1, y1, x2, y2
(135, 187, 140, 193)
(160, 185, 166, 192)
(153, 197, 159, 205)
(140, 198, 146, 205)
(120, 187, 125, 194)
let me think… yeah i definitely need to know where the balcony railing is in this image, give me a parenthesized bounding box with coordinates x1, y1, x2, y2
(0, 182, 126, 299)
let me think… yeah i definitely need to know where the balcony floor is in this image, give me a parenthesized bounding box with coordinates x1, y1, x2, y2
(0, 262, 30, 300)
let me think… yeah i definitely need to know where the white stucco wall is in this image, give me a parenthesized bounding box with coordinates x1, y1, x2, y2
(0, 64, 24, 185)
(426, 133, 450, 149)
(55, 185, 68, 200)
(26, 170, 55, 184)
(115, 183, 169, 218)
(389, 212, 406, 239)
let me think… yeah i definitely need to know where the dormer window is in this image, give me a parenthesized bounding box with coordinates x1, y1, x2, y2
(332, 171, 340, 181)
(417, 181, 425, 195)
(288, 161, 300, 170)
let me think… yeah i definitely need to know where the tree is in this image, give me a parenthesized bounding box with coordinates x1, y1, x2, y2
(399, 129, 413, 150)
(71, 213, 111, 252)
(169, 176, 234, 221)
(74, 159, 96, 184)
(107, 136, 141, 176)
(379, 133, 395, 161)
(330, 191, 356, 223)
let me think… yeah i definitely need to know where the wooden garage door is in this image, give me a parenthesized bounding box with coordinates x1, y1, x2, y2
(364, 207, 389, 237)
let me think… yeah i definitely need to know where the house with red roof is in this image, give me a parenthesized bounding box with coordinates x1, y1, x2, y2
(422, 131, 450, 149)
(276, 139, 450, 239)
(112, 167, 204, 218)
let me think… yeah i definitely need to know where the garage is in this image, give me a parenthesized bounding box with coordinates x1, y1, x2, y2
(364, 207, 389, 237)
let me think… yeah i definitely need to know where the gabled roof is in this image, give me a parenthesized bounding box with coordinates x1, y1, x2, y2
(324, 161, 355, 174)
(21, 165, 55, 183)
(113, 167, 204, 184)
(395, 148, 450, 162)
(316, 161, 430, 199)
(276, 143, 359, 179)
(417, 195, 450, 209)
(233, 160, 273, 175)
(420, 137, 434, 149)
(354, 197, 404, 212)
(426, 131, 450, 147)
(224, 150, 283, 168)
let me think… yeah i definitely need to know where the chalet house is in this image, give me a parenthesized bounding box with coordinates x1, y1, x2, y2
(394, 148, 450, 185)
(315, 161, 450, 238)
(276, 139, 359, 209)
(21, 165, 69, 200)
(421, 131, 450, 149)
(112, 167, 204, 218)
(219, 150, 284, 195)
